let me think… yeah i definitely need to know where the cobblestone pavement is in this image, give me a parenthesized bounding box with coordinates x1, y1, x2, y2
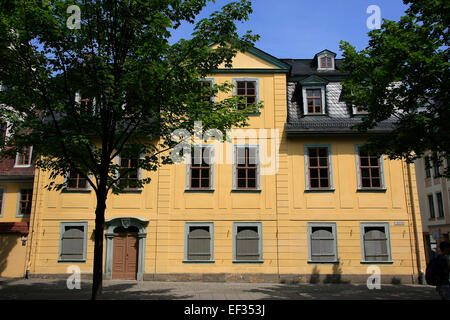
(0, 278, 440, 300)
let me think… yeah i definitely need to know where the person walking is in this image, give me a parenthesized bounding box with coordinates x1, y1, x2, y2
(426, 241, 450, 300)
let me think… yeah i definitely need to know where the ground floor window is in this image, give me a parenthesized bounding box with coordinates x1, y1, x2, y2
(58, 222, 88, 262)
(360, 223, 392, 263)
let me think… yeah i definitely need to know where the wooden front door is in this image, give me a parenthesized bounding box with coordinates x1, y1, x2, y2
(112, 229, 138, 280)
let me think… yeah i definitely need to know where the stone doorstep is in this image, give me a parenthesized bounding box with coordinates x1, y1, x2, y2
(26, 273, 418, 285)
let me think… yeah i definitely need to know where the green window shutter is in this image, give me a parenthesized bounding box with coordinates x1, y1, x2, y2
(236, 226, 260, 261)
(187, 226, 211, 261)
(60, 226, 85, 261)
(310, 227, 336, 262)
(363, 227, 389, 262)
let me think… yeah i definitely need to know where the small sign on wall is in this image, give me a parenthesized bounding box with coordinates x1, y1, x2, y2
(394, 221, 405, 226)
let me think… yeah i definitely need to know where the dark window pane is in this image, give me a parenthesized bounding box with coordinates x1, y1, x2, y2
(191, 179, 200, 188)
(247, 179, 256, 188)
(238, 179, 246, 188)
(310, 168, 318, 178)
(310, 179, 319, 188)
(320, 178, 329, 188)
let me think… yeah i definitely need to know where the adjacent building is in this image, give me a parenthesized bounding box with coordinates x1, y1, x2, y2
(0, 120, 34, 277)
(415, 154, 450, 262)
(1, 46, 426, 284)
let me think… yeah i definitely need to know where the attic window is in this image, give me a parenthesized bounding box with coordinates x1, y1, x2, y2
(320, 56, 332, 69)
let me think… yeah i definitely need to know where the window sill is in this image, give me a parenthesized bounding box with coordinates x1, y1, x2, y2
(233, 260, 264, 264)
(428, 217, 436, 221)
(307, 260, 339, 264)
(304, 189, 335, 193)
(360, 261, 393, 265)
(231, 189, 262, 193)
(357, 188, 387, 193)
(58, 260, 86, 263)
(185, 189, 215, 193)
(61, 189, 91, 194)
(437, 216, 445, 220)
(183, 260, 215, 264)
(121, 189, 143, 194)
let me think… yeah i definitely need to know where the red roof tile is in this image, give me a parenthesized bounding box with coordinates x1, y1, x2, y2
(0, 222, 29, 234)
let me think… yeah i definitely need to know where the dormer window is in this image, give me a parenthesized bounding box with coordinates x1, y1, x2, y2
(353, 106, 369, 115)
(320, 56, 332, 69)
(299, 75, 328, 116)
(316, 50, 336, 71)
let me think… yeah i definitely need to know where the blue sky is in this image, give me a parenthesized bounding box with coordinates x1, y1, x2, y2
(170, 0, 410, 59)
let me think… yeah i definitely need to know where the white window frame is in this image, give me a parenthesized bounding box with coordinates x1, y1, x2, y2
(302, 86, 327, 115)
(14, 146, 33, 168)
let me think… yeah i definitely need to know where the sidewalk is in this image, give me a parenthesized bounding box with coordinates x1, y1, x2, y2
(0, 277, 440, 300)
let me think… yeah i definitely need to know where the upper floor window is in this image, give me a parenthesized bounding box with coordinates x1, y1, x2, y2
(320, 56, 332, 69)
(355, 145, 385, 191)
(305, 146, 333, 190)
(188, 146, 212, 190)
(436, 192, 444, 218)
(118, 152, 140, 190)
(306, 89, 323, 114)
(199, 79, 214, 103)
(15, 146, 33, 167)
(428, 194, 435, 219)
(234, 145, 259, 190)
(66, 170, 89, 191)
(17, 188, 33, 217)
(233, 79, 259, 112)
(424, 156, 432, 179)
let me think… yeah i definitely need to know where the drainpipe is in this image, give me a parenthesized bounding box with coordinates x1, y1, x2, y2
(25, 166, 40, 279)
(407, 162, 424, 284)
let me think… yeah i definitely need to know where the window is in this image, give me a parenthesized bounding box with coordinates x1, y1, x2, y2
(436, 192, 444, 218)
(66, 170, 89, 191)
(308, 223, 338, 263)
(184, 223, 214, 262)
(0, 121, 7, 145)
(234, 146, 259, 190)
(0, 187, 4, 217)
(305, 146, 332, 190)
(361, 223, 392, 263)
(199, 79, 213, 103)
(358, 150, 383, 189)
(233, 222, 263, 262)
(15, 146, 32, 167)
(424, 156, 432, 179)
(59, 222, 88, 262)
(320, 56, 332, 69)
(433, 153, 441, 177)
(118, 151, 140, 190)
(17, 188, 33, 217)
(189, 146, 212, 190)
(428, 194, 435, 218)
(75, 92, 96, 114)
(234, 79, 258, 111)
(306, 89, 322, 114)
(353, 106, 368, 115)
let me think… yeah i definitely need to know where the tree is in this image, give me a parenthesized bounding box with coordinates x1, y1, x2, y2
(339, 0, 449, 176)
(0, 0, 261, 299)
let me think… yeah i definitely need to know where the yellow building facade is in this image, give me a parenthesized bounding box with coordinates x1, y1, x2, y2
(17, 47, 426, 284)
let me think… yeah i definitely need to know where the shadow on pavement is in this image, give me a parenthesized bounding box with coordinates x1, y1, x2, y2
(244, 283, 439, 300)
(0, 278, 193, 300)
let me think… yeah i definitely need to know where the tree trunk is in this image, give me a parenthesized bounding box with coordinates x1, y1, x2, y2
(91, 190, 107, 300)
